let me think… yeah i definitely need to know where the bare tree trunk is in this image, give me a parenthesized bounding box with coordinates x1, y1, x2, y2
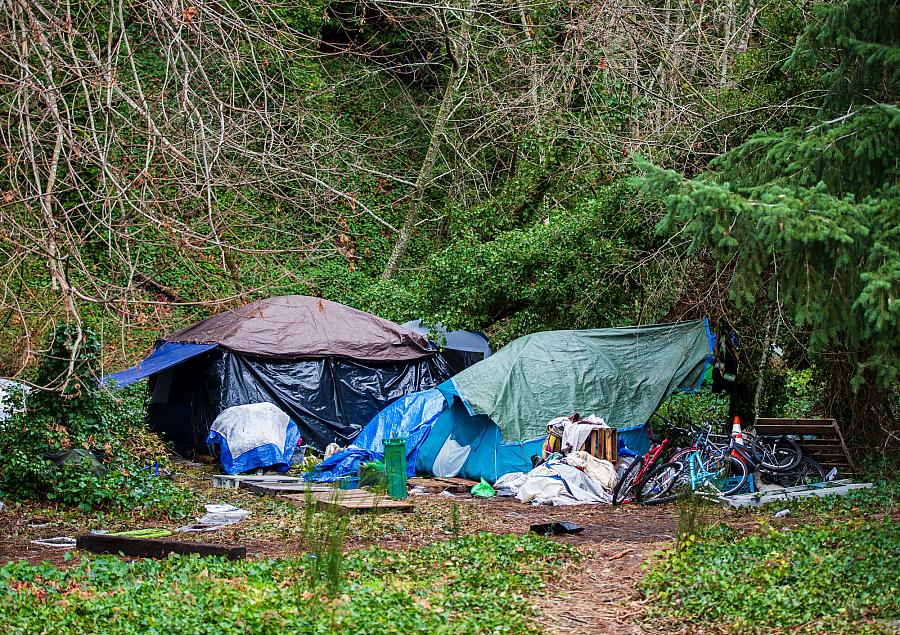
(753, 303, 775, 422)
(382, 3, 472, 280)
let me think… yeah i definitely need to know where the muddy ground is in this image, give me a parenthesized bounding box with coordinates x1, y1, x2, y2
(0, 460, 766, 634)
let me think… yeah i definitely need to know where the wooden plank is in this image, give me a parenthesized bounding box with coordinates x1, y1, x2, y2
(278, 490, 413, 514)
(754, 417, 856, 472)
(408, 477, 474, 493)
(800, 447, 847, 457)
(720, 482, 873, 509)
(795, 441, 843, 450)
(756, 417, 838, 425)
(213, 475, 305, 488)
(436, 477, 478, 487)
(241, 482, 335, 496)
(584, 428, 617, 463)
(754, 423, 840, 435)
(832, 420, 857, 471)
(77, 534, 246, 560)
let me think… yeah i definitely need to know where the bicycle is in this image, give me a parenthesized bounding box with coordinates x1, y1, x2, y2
(611, 414, 690, 506)
(637, 424, 748, 504)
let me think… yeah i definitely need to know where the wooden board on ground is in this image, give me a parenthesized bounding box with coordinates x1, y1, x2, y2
(719, 481, 873, 509)
(213, 474, 305, 488)
(279, 490, 413, 514)
(240, 481, 336, 496)
(408, 476, 477, 494)
(77, 534, 246, 560)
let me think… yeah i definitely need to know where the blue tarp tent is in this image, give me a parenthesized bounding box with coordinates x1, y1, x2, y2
(307, 320, 713, 483)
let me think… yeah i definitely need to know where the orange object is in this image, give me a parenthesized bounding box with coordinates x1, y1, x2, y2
(731, 416, 745, 446)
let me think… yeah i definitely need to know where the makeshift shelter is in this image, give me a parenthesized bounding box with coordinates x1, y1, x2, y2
(308, 320, 715, 483)
(401, 320, 491, 374)
(103, 296, 453, 454)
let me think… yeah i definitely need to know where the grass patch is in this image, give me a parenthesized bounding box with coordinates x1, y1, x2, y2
(0, 532, 575, 634)
(642, 512, 899, 634)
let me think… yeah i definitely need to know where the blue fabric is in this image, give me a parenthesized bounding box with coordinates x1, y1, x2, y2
(680, 318, 717, 394)
(415, 396, 544, 482)
(305, 389, 447, 482)
(206, 419, 300, 475)
(617, 423, 651, 456)
(402, 320, 491, 357)
(102, 342, 217, 388)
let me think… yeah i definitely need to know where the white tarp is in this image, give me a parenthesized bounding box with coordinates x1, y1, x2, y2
(495, 452, 618, 506)
(210, 402, 290, 459)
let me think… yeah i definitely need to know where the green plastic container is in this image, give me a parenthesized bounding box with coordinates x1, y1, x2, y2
(383, 438, 408, 500)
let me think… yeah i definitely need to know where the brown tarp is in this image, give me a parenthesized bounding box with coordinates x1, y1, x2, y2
(165, 295, 434, 361)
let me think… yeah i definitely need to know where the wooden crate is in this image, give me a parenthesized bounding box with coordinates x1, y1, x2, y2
(754, 418, 855, 472)
(546, 426, 617, 463)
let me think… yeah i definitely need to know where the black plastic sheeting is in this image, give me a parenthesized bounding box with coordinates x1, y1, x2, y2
(148, 349, 453, 454)
(438, 349, 485, 375)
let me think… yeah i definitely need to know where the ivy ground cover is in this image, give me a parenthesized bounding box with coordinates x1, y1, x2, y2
(0, 533, 572, 635)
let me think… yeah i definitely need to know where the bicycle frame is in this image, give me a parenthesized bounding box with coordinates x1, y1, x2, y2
(685, 447, 733, 495)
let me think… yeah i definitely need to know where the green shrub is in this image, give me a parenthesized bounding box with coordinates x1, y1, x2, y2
(656, 388, 729, 432)
(0, 325, 193, 517)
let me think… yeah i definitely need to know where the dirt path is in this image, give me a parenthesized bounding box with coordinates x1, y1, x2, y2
(463, 497, 675, 635)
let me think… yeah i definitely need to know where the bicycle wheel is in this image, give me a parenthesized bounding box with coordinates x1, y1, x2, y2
(637, 461, 689, 505)
(777, 455, 826, 487)
(701, 454, 748, 496)
(751, 435, 802, 471)
(612, 457, 645, 506)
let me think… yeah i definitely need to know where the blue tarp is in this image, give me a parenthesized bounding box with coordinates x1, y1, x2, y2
(102, 342, 217, 388)
(402, 320, 491, 358)
(304, 389, 446, 482)
(414, 393, 545, 482)
(207, 419, 301, 475)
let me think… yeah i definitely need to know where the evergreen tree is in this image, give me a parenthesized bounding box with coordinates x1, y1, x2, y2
(636, 0, 898, 433)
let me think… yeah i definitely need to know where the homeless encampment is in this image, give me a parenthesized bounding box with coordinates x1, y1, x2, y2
(308, 319, 715, 483)
(103, 296, 458, 455)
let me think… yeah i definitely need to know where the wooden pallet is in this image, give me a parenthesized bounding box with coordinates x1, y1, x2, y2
(408, 476, 477, 494)
(279, 490, 413, 514)
(719, 479, 873, 509)
(754, 418, 855, 472)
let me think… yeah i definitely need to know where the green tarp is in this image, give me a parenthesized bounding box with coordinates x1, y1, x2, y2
(450, 320, 714, 441)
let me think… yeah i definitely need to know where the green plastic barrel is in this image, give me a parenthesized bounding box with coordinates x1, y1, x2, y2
(383, 438, 407, 500)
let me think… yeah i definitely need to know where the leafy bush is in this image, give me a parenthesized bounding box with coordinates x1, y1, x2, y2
(642, 517, 900, 633)
(656, 388, 729, 432)
(0, 326, 193, 517)
(0, 533, 574, 634)
(761, 366, 826, 418)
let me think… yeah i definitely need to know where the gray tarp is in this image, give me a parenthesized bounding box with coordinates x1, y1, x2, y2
(166, 295, 434, 362)
(450, 320, 714, 440)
